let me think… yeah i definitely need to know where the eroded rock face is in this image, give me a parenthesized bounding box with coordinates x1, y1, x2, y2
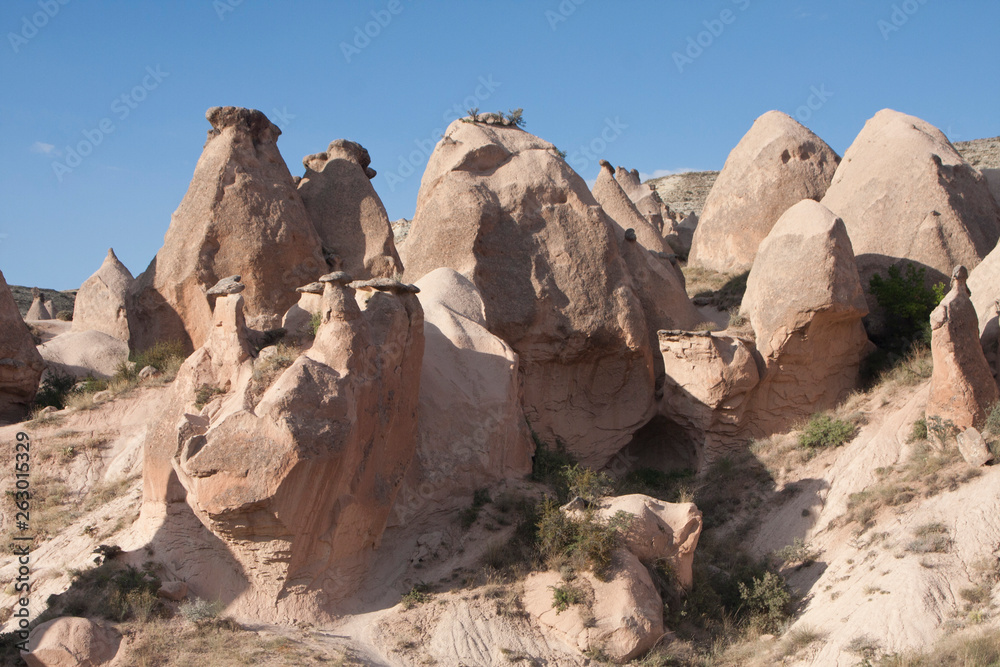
(0, 270, 44, 422)
(927, 266, 999, 429)
(657, 331, 760, 468)
(401, 118, 654, 467)
(390, 268, 532, 522)
(26, 288, 52, 321)
(298, 139, 403, 279)
(821, 109, 1000, 290)
(73, 248, 133, 341)
(742, 200, 870, 432)
(688, 111, 840, 273)
(25, 617, 121, 667)
(38, 330, 129, 380)
(129, 106, 327, 352)
(150, 278, 423, 619)
(523, 550, 664, 663)
(616, 165, 675, 234)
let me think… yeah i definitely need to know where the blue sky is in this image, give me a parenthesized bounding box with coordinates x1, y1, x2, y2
(2, 0, 998, 289)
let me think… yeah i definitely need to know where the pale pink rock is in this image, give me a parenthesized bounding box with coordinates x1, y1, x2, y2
(0, 270, 44, 421)
(25, 617, 121, 667)
(73, 248, 133, 341)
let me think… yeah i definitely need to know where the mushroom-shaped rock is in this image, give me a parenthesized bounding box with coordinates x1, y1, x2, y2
(25, 616, 121, 667)
(400, 118, 655, 467)
(26, 288, 52, 321)
(741, 200, 870, 432)
(318, 271, 354, 285)
(389, 268, 532, 521)
(299, 139, 403, 280)
(128, 106, 327, 352)
(350, 278, 420, 294)
(0, 271, 45, 422)
(689, 110, 840, 273)
(296, 282, 325, 294)
(822, 109, 1000, 291)
(927, 266, 999, 429)
(73, 248, 133, 341)
(523, 549, 664, 663)
(206, 275, 245, 296)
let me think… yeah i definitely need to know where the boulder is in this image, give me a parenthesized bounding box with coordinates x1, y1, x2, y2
(956, 427, 994, 467)
(523, 549, 664, 663)
(26, 288, 52, 321)
(657, 331, 760, 468)
(24, 616, 121, 667)
(821, 109, 1000, 290)
(298, 139, 403, 279)
(927, 266, 999, 429)
(37, 330, 129, 380)
(592, 162, 701, 364)
(400, 118, 654, 467)
(165, 277, 423, 616)
(688, 111, 840, 273)
(0, 270, 45, 421)
(72, 248, 133, 341)
(578, 494, 702, 591)
(742, 200, 870, 431)
(128, 106, 327, 353)
(390, 268, 533, 523)
(157, 580, 188, 601)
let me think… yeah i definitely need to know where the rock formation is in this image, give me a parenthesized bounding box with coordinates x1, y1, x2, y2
(400, 117, 654, 467)
(657, 331, 760, 468)
(128, 106, 327, 353)
(688, 111, 840, 273)
(144, 270, 424, 619)
(38, 330, 129, 380)
(298, 139, 403, 279)
(927, 266, 999, 429)
(281, 282, 325, 340)
(25, 616, 121, 667)
(0, 270, 45, 422)
(25, 288, 52, 320)
(821, 109, 1000, 289)
(391, 268, 532, 522)
(72, 248, 133, 341)
(742, 200, 870, 431)
(615, 165, 675, 234)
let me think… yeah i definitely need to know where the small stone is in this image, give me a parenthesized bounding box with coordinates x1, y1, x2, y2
(138, 365, 160, 380)
(206, 275, 245, 296)
(624, 228, 637, 242)
(157, 581, 188, 601)
(296, 282, 325, 294)
(957, 427, 994, 467)
(93, 390, 112, 403)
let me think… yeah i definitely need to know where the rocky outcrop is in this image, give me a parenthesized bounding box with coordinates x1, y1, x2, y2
(281, 282, 325, 341)
(523, 551, 664, 663)
(400, 118, 654, 467)
(145, 272, 424, 620)
(927, 266, 999, 429)
(688, 111, 840, 273)
(72, 248, 133, 341)
(391, 269, 531, 522)
(592, 161, 701, 362)
(742, 200, 870, 431)
(0, 270, 44, 422)
(26, 288, 52, 320)
(128, 106, 327, 353)
(298, 139, 403, 279)
(38, 330, 129, 380)
(24, 616, 121, 667)
(657, 331, 760, 468)
(821, 109, 1000, 290)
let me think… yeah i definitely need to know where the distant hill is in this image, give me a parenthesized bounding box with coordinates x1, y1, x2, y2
(9, 285, 76, 319)
(643, 136, 1000, 219)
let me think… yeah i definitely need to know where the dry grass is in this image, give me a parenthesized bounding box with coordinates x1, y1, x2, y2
(879, 627, 1000, 666)
(249, 343, 300, 403)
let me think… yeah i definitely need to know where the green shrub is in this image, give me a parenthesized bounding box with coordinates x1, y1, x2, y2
(869, 263, 946, 348)
(562, 465, 614, 504)
(179, 597, 223, 623)
(530, 438, 574, 500)
(908, 418, 928, 443)
(194, 384, 226, 409)
(536, 500, 632, 580)
(798, 415, 856, 452)
(55, 310, 73, 321)
(737, 571, 791, 633)
(551, 583, 584, 613)
(33, 372, 77, 409)
(985, 402, 1000, 437)
(308, 311, 323, 337)
(615, 467, 695, 504)
(400, 583, 431, 609)
(131, 340, 186, 373)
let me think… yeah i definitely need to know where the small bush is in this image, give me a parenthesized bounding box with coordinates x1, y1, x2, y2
(737, 571, 791, 633)
(908, 418, 928, 443)
(55, 310, 73, 321)
(798, 415, 855, 452)
(131, 340, 186, 374)
(194, 384, 226, 409)
(906, 522, 951, 554)
(562, 465, 614, 504)
(773, 538, 819, 568)
(985, 402, 1000, 437)
(308, 311, 323, 337)
(400, 583, 431, 609)
(530, 439, 574, 500)
(536, 500, 632, 580)
(926, 416, 958, 444)
(551, 583, 584, 613)
(869, 263, 946, 349)
(33, 372, 76, 409)
(179, 597, 223, 623)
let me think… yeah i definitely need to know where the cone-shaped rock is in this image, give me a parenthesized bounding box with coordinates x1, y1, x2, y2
(927, 266, 999, 429)
(128, 106, 327, 352)
(822, 109, 1000, 289)
(298, 139, 403, 279)
(0, 271, 44, 421)
(742, 200, 870, 431)
(73, 248, 133, 341)
(688, 111, 840, 272)
(401, 118, 654, 467)
(26, 288, 51, 321)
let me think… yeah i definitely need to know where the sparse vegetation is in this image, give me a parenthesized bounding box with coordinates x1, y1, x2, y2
(772, 538, 820, 569)
(401, 582, 432, 609)
(194, 384, 226, 409)
(460, 488, 492, 529)
(551, 582, 584, 613)
(179, 597, 224, 623)
(869, 262, 946, 349)
(33, 371, 77, 409)
(798, 414, 856, 453)
(308, 311, 323, 337)
(536, 498, 632, 580)
(682, 267, 749, 312)
(878, 628, 1000, 666)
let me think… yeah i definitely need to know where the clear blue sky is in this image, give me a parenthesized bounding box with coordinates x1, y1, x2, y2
(2, 0, 998, 289)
